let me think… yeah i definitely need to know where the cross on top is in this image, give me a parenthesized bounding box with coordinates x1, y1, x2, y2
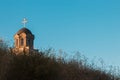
(22, 18, 27, 27)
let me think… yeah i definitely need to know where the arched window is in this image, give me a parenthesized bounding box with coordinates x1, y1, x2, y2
(27, 39, 30, 46)
(20, 38, 24, 46)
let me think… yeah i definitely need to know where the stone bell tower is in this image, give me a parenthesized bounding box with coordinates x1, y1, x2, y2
(13, 18, 35, 54)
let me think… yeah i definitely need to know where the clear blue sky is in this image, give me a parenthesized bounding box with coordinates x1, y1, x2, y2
(0, 0, 120, 67)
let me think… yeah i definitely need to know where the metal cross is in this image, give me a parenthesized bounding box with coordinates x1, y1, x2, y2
(22, 18, 27, 27)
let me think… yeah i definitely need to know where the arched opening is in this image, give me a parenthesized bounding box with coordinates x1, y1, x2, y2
(27, 39, 30, 46)
(20, 38, 24, 46)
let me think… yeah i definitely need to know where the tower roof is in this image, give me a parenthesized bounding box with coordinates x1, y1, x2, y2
(17, 28, 32, 35)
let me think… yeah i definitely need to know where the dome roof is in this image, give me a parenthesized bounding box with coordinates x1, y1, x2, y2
(17, 28, 32, 35)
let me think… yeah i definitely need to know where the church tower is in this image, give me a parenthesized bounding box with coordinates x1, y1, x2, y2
(13, 18, 36, 54)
